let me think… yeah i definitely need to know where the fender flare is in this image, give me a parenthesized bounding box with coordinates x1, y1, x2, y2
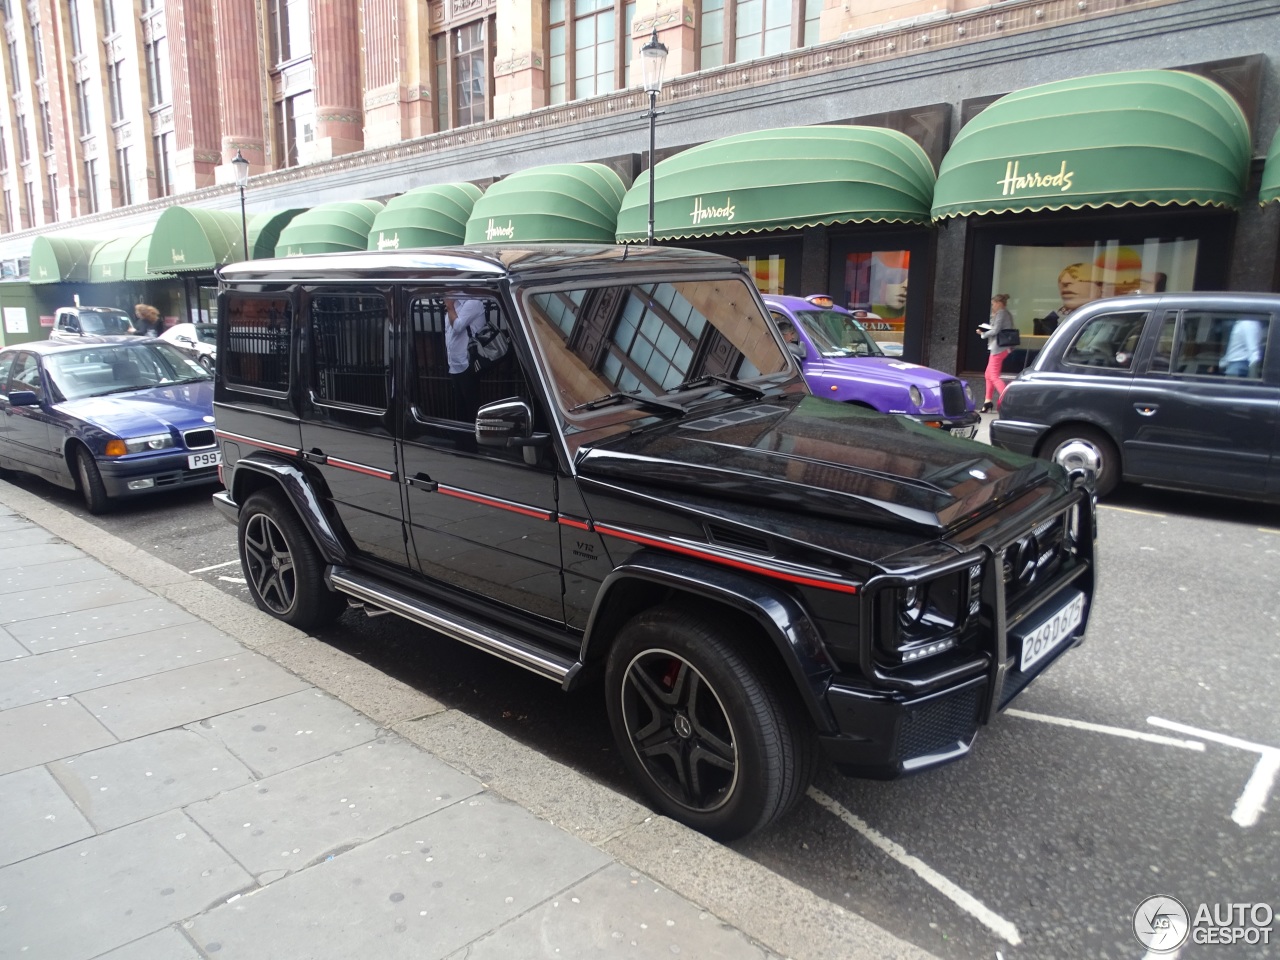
(227, 455, 350, 565)
(580, 549, 840, 732)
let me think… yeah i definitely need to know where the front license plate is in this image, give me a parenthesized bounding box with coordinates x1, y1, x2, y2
(1018, 590, 1086, 672)
(188, 450, 222, 469)
(950, 424, 979, 439)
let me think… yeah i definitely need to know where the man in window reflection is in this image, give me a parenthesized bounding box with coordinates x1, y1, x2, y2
(1221, 318, 1265, 378)
(445, 296, 487, 424)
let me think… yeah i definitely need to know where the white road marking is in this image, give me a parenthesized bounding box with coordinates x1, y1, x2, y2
(1098, 504, 1165, 518)
(218, 575, 248, 585)
(1148, 717, 1279, 828)
(807, 787, 1022, 946)
(1006, 709, 1206, 751)
(189, 559, 241, 574)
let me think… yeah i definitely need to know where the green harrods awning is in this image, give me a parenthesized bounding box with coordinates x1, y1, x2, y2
(1260, 127, 1280, 206)
(368, 182, 483, 250)
(464, 163, 626, 244)
(931, 69, 1252, 219)
(148, 206, 307, 271)
(615, 125, 937, 243)
(89, 233, 171, 283)
(28, 235, 101, 284)
(275, 200, 385, 257)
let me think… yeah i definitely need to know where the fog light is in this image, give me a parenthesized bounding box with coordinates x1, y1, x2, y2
(126, 478, 155, 491)
(902, 637, 956, 661)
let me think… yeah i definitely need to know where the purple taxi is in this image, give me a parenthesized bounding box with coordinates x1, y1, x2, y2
(764, 294, 980, 438)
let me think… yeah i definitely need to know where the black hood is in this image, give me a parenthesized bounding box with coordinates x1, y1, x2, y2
(575, 396, 1063, 536)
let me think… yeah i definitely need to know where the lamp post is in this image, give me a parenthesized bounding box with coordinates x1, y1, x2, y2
(231, 150, 250, 259)
(640, 27, 668, 247)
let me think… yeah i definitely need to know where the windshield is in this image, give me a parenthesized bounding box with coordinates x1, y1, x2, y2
(76, 309, 134, 335)
(194, 324, 218, 343)
(523, 276, 792, 424)
(45, 342, 211, 401)
(793, 309, 885, 358)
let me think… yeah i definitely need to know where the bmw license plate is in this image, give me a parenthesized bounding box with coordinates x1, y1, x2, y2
(188, 450, 222, 469)
(1018, 590, 1085, 672)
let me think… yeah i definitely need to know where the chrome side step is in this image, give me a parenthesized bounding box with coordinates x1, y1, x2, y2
(326, 566, 577, 684)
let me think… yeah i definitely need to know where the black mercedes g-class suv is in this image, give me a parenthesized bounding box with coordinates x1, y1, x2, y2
(212, 245, 1095, 840)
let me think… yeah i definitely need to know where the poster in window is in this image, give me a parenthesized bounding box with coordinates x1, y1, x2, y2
(3, 306, 28, 334)
(842, 250, 910, 350)
(743, 256, 785, 295)
(991, 239, 1198, 346)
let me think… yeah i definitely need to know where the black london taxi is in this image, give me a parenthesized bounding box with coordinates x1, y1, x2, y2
(991, 292, 1280, 501)
(211, 245, 1096, 839)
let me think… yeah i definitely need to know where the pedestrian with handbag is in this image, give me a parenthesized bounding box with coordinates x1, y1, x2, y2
(444, 296, 488, 426)
(978, 293, 1018, 412)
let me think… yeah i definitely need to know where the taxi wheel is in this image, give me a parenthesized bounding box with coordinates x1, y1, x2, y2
(238, 491, 346, 629)
(605, 607, 816, 841)
(74, 447, 112, 515)
(198, 355, 214, 371)
(1044, 425, 1119, 497)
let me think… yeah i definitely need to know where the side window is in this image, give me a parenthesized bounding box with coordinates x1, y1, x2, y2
(1173, 312, 1268, 380)
(407, 295, 522, 423)
(1147, 316, 1177, 374)
(223, 295, 292, 393)
(309, 292, 389, 410)
(0, 353, 14, 389)
(9, 353, 44, 400)
(1063, 311, 1148, 370)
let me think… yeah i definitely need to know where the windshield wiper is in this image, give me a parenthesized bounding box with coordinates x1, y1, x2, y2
(569, 391, 685, 415)
(669, 374, 766, 399)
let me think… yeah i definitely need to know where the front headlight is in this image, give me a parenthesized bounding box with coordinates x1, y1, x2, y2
(963, 382, 975, 403)
(875, 563, 980, 664)
(104, 433, 175, 456)
(908, 385, 924, 408)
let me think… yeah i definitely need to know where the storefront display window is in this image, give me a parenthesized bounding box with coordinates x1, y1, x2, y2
(840, 249, 910, 352)
(990, 238, 1199, 354)
(743, 255, 786, 295)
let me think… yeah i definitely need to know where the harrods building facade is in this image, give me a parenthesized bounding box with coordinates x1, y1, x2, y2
(0, 0, 1277, 378)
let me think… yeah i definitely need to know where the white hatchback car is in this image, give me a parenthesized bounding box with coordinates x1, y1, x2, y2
(159, 322, 217, 369)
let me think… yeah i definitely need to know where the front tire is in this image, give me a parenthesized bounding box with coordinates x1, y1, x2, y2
(605, 606, 816, 841)
(1042, 424, 1120, 497)
(238, 490, 346, 629)
(75, 446, 112, 514)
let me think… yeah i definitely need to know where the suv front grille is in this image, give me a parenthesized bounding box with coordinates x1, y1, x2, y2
(940, 379, 967, 416)
(183, 428, 216, 449)
(1001, 508, 1072, 609)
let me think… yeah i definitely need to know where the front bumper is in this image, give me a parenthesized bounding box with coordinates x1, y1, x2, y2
(97, 454, 221, 498)
(907, 410, 981, 439)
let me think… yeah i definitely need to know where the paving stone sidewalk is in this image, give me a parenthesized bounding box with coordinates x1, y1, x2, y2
(0, 486, 937, 960)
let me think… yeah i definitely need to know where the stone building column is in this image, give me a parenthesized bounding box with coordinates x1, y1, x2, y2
(310, 0, 364, 160)
(363, 0, 434, 147)
(494, 0, 548, 120)
(168, 0, 222, 191)
(212, 0, 266, 182)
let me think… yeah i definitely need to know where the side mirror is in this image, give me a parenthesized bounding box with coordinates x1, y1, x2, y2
(7, 390, 40, 406)
(176, 335, 194, 345)
(476, 398, 550, 465)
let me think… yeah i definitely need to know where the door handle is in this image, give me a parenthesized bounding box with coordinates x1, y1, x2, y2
(408, 473, 438, 492)
(1133, 404, 1159, 417)
(301, 449, 328, 464)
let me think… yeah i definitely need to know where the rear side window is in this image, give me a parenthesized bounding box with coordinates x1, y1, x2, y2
(1063, 311, 1148, 370)
(1171, 312, 1269, 380)
(222, 295, 292, 393)
(309, 292, 389, 410)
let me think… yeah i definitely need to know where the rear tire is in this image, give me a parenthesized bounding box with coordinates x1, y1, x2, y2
(605, 606, 816, 840)
(198, 355, 214, 371)
(75, 447, 112, 514)
(238, 490, 346, 629)
(1041, 425, 1120, 497)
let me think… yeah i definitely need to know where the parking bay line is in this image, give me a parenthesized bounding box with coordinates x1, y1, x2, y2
(807, 786, 1023, 946)
(189, 559, 241, 574)
(1147, 717, 1279, 828)
(1005, 709, 1206, 751)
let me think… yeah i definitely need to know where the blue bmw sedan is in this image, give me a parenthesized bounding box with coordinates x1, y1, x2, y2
(0, 338, 219, 513)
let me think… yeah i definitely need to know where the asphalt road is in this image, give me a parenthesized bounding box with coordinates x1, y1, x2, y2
(6, 468, 1278, 960)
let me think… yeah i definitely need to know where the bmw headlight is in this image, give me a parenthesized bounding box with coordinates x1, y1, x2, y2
(104, 433, 175, 456)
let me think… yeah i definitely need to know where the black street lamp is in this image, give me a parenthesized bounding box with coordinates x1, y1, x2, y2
(640, 27, 668, 247)
(232, 149, 250, 259)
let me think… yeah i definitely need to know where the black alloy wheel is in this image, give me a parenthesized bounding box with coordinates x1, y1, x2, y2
(605, 607, 816, 840)
(238, 491, 346, 629)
